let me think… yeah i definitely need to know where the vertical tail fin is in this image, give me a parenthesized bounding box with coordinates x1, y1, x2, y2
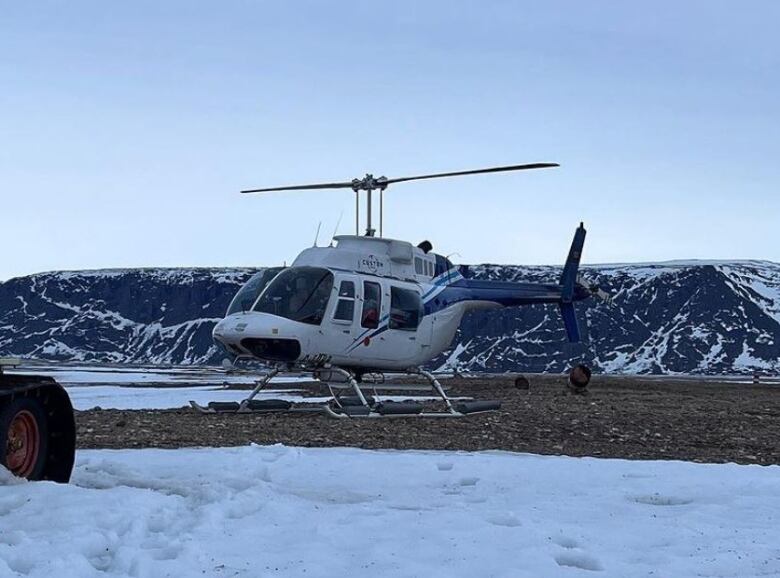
(559, 223, 587, 343)
(559, 302, 581, 343)
(560, 222, 586, 302)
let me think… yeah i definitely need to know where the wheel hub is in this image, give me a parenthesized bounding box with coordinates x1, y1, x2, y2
(6, 409, 40, 477)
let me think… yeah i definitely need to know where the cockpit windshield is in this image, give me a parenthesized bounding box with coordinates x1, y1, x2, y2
(226, 268, 285, 316)
(253, 266, 333, 325)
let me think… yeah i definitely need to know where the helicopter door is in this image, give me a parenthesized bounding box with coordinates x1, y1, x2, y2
(327, 277, 359, 354)
(383, 285, 425, 361)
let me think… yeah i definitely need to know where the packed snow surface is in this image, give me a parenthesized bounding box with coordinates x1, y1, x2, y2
(64, 385, 324, 410)
(2, 446, 779, 577)
(8, 366, 268, 386)
(64, 386, 456, 411)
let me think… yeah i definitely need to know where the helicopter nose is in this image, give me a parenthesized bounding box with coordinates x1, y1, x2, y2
(212, 317, 248, 343)
(213, 313, 304, 363)
(212, 317, 246, 356)
(212, 318, 227, 339)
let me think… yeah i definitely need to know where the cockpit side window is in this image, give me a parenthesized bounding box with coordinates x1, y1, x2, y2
(389, 286, 423, 331)
(361, 281, 381, 329)
(253, 267, 333, 326)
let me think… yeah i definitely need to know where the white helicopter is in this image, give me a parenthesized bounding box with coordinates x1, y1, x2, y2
(193, 163, 605, 418)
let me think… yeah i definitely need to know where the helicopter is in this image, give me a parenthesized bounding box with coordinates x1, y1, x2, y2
(192, 163, 607, 418)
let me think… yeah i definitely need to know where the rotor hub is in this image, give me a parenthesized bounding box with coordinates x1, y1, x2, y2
(351, 174, 388, 192)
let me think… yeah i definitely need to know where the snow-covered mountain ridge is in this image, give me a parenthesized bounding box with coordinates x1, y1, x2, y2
(1, 261, 778, 374)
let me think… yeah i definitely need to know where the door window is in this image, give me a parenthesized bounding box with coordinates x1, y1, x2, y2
(333, 280, 356, 322)
(389, 286, 423, 331)
(361, 281, 381, 329)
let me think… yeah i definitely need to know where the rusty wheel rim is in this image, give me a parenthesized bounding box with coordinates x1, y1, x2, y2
(6, 410, 40, 478)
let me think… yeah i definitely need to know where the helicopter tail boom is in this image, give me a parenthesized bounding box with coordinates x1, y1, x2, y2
(430, 223, 592, 344)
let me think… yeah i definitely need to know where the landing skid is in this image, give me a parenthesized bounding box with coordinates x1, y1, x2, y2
(189, 366, 501, 418)
(189, 400, 321, 415)
(323, 368, 500, 418)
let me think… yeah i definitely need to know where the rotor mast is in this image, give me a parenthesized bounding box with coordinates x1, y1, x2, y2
(351, 174, 388, 237)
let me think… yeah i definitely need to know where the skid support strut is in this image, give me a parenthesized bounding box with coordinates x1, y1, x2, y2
(414, 368, 456, 414)
(190, 365, 303, 414)
(322, 366, 501, 419)
(238, 366, 280, 411)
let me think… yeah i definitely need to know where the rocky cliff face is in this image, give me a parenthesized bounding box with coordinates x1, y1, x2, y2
(448, 261, 780, 374)
(0, 269, 254, 364)
(1, 261, 778, 374)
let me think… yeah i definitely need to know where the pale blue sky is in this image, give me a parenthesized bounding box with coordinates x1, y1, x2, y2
(1, 1, 778, 280)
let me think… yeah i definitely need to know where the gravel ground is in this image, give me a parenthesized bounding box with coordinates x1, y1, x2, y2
(75, 375, 780, 465)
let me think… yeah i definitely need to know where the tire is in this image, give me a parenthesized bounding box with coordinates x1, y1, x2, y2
(514, 375, 530, 390)
(0, 397, 50, 480)
(568, 364, 592, 393)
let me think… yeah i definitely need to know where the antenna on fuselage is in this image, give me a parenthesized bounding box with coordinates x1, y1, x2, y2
(241, 163, 559, 238)
(313, 221, 322, 247)
(330, 211, 344, 247)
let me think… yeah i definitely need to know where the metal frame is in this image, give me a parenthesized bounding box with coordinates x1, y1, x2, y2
(190, 363, 501, 418)
(237, 365, 281, 411)
(321, 367, 466, 419)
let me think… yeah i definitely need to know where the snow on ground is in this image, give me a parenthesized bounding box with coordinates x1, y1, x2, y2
(2, 446, 779, 578)
(65, 385, 456, 411)
(64, 385, 325, 410)
(8, 365, 325, 410)
(8, 366, 288, 387)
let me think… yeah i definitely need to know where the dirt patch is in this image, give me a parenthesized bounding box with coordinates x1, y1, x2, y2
(75, 374, 780, 465)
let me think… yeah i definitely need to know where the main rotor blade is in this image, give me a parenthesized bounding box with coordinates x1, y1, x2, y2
(384, 163, 559, 186)
(241, 181, 355, 194)
(241, 162, 559, 194)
